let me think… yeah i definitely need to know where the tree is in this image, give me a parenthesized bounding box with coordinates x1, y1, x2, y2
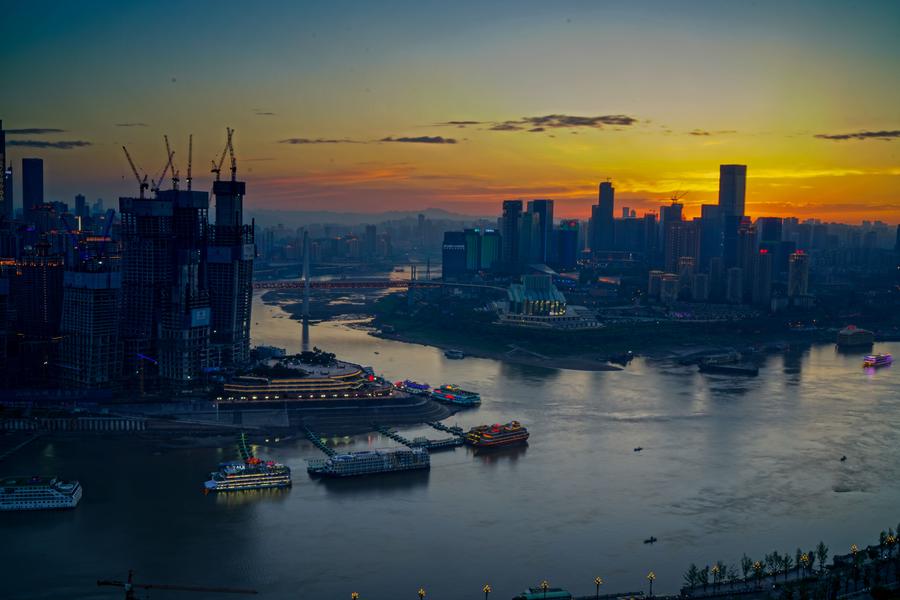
(699, 566, 710, 592)
(684, 564, 700, 590)
(796, 548, 804, 577)
(807, 550, 816, 575)
(784, 553, 795, 582)
(816, 542, 829, 573)
(741, 554, 753, 583)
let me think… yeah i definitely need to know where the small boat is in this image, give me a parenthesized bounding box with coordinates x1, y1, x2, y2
(863, 353, 892, 368)
(634, 447, 643, 452)
(444, 349, 465, 359)
(430, 384, 481, 406)
(644, 536, 658, 544)
(840, 455, 847, 462)
(397, 380, 431, 396)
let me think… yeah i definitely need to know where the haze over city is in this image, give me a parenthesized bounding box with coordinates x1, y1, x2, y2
(3, 0, 899, 222)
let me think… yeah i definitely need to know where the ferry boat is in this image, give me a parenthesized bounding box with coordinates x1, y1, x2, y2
(430, 384, 481, 406)
(444, 349, 465, 359)
(396, 380, 431, 395)
(306, 447, 430, 477)
(204, 457, 292, 492)
(465, 421, 529, 448)
(863, 353, 892, 368)
(0, 476, 82, 511)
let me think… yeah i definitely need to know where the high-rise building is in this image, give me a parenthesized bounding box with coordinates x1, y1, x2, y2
(74, 194, 88, 220)
(699, 204, 722, 269)
(718, 164, 747, 218)
(752, 249, 773, 308)
(22, 158, 44, 221)
(442, 231, 466, 279)
(591, 180, 615, 252)
(2, 163, 11, 221)
(480, 229, 501, 271)
(726, 267, 743, 304)
(659, 201, 683, 256)
(209, 175, 254, 368)
(664, 219, 700, 273)
(692, 273, 709, 302)
(757, 217, 782, 243)
(501, 200, 522, 267)
(464, 228, 482, 271)
(0, 120, 6, 220)
(788, 251, 809, 298)
(363, 224, 377, 260)
(555, 220, 579, 271)
(519, 210, 537, 265)
(527, 199, 554, 264)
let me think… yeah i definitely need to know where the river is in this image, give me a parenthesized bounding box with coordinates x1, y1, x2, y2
(3, 295, 899, 599)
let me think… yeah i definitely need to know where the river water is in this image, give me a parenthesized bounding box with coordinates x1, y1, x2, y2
(3, 295, 899, 600)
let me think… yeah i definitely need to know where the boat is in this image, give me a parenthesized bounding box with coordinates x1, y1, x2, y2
(698, 362, 759, 376)
(634, 447, 643, 452)
(644, 536, 658, 544)
(204, 457, 292, 492)
(837, 325, 874, 348)
(465, 421, 529, 448)
(430, 384, 481, 406)
(396, 380, 431, 395)
(0, 476, 82, 511)
(863, 353, 892, 368)
(444, 349, 465, 359)
(306, 447, 430, 477)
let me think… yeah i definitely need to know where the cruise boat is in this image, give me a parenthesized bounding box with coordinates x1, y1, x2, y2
(444, 349, 465, 359)
(465, 421, 529, 448)
(0, 476, 82, 511)
(863, 353, 892, 368)
(430, 384, 481, 406)
(204, 457, 292, 492)
(396, 380, 431, 395)
(306, 447, 430, 477)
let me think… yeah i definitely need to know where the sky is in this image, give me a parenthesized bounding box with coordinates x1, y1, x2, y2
(3, 0, 900, 223)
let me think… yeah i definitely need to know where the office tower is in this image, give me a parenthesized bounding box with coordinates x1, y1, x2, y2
(464, 228, 481, 271)
(692, 273, 709, 302)
(664, 219, 700, 273)
(13, 240, 64, 384)
(92, 198, 104, 216)
(363, 224, 377, 260)
(643, 213, 659, 259)
(2, 163, 11, 221)
(788, 251, 810, 298)
(209, 174, 254, 368)
(709, 256, 725, 300)
(726, 267, 743, 304)
(591, 180, 615, 252)
(527, 199, 554, 264)
(757, 217, 782, 243)
(0, 121, 6, 220)
(659, 201, 683, 252)
(442, 231, 466, 279)
(737, 221, 758, 297)
(480, 229, 501, 271)
(699, 204, 722, 269)
(501, 200, 522, 266)
(22, 158, 44, 216)
(718, 164, 747, 218)
(519, 210, 537, 264)
(58, 241, 122, 387)
(614, 216, 645, 253)
(555, 220, 579, 271)
(74, 194, 87, 220)
(811, 223, 828, 249)
(752, 249, 773, 308)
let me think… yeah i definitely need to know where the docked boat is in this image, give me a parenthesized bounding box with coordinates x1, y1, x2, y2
(698, 362, 759, 376)
(465, 421, 529, 448)
(837, 325, 874, 348)
(0, 476, 82, 511)
(430, 384, 481, 406)
(396, 380, 431, 395)
(204, 457, 292, 492)
(863, 353, 892, 368)
(306, 447, 430, 477)
(444, 349, 465, 359)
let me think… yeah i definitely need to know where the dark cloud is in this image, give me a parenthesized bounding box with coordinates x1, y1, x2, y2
(528, 127, 545, 133)
(6, 128, 66, 135)
(435, 120, 483, 128)
(380, 136, 457, 144)
(8, 140, 92, 149)
(814, 130, 900, 141)
(489, 122, 524, 131)
(688, 129, 737, 136)
(253, 110, 276, 116)
(484, 114, 638, 132)
(279, 138, 362, 144)
(115, 123, 148, 128)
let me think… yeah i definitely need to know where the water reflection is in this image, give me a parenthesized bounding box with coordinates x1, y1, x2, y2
(472, 444, 528, 465)
(212, 487, 292, 506)
(317, 470, 431, 495)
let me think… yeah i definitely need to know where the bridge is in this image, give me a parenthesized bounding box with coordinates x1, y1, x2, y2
(253, 279, 506, 292)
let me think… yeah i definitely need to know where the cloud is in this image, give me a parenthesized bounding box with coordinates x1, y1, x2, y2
(6, 128, 66, 135)
(489, 122, 525, 131)
(253, 110, 276, 116)
(434, 120, 483, 128)
(279, 137, 362, 144)
(380, 136, 457, 144)
(483, 114, 638, 132)
(115, 123, 148, 128)
(528, 127, 545, 133)
(8, 140, 92, 149)
(688, 129, 737, 136)
(814, 129, 900, 141)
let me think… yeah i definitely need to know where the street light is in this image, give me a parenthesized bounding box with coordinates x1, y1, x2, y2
(483, 584, 492, 600)
(541, 580, 550, 599)
(351, 594, 359, 600)
(594, 576, 604, 599)
(418, 588, 426, 600)
(647, 571, 656, 598)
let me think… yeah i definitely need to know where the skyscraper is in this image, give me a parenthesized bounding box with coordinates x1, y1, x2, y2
(0, 120, 6, 220)
(501, 200, 522, 267)
(752, 248, 773, 308)
(464, 228, 482, 271)
(663, 219, 699, 273)
(718, 164, 747, 218)
(788, 251, 809, 298)
(590, 180, 615, 252)
(658, 201, 683, 256)
(2, 163, 11, 221)
(74, 194, 87, 220)
(22, 158, 44, 217)
(480, 229, 501, 271)
(527, 199, 554, 264)
(442, 231, 466, 279)
(699, 204, 722, 269)
(555, 220, 579, 271)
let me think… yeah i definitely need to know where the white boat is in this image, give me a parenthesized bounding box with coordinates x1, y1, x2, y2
(0, 476, 82, 511)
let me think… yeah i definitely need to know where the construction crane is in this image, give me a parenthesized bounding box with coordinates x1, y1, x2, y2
(211, 127, 233, 181)
(165, 134, 180, 190)
(122, 146, 149, 199)
(186, 134, 193, 191)
(98, 570, 257, 600)
(669, 189, 690, 203)
(228, 128, 237, 181)
(151, 148, 175, 195)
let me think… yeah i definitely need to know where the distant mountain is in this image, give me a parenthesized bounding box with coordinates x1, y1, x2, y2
(246, 207, 491, 227)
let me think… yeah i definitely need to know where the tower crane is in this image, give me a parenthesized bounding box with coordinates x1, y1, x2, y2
(151, 148, 174, 195)
(211, 127, 233, 181)
(121, 146, 149, 199)
(98, 569, 257, 600)
(165, 134, 180, 190)
(670, 189, 690, 203)
(228, 128, 237, 181)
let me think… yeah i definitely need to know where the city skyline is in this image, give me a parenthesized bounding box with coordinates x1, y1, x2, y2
(3, 1, 900, 223)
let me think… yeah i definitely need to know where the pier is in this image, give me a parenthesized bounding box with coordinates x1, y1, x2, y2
(374, 425, 464, 451)
(427, 421, 466, 437)
(303, 425, 336, 457)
